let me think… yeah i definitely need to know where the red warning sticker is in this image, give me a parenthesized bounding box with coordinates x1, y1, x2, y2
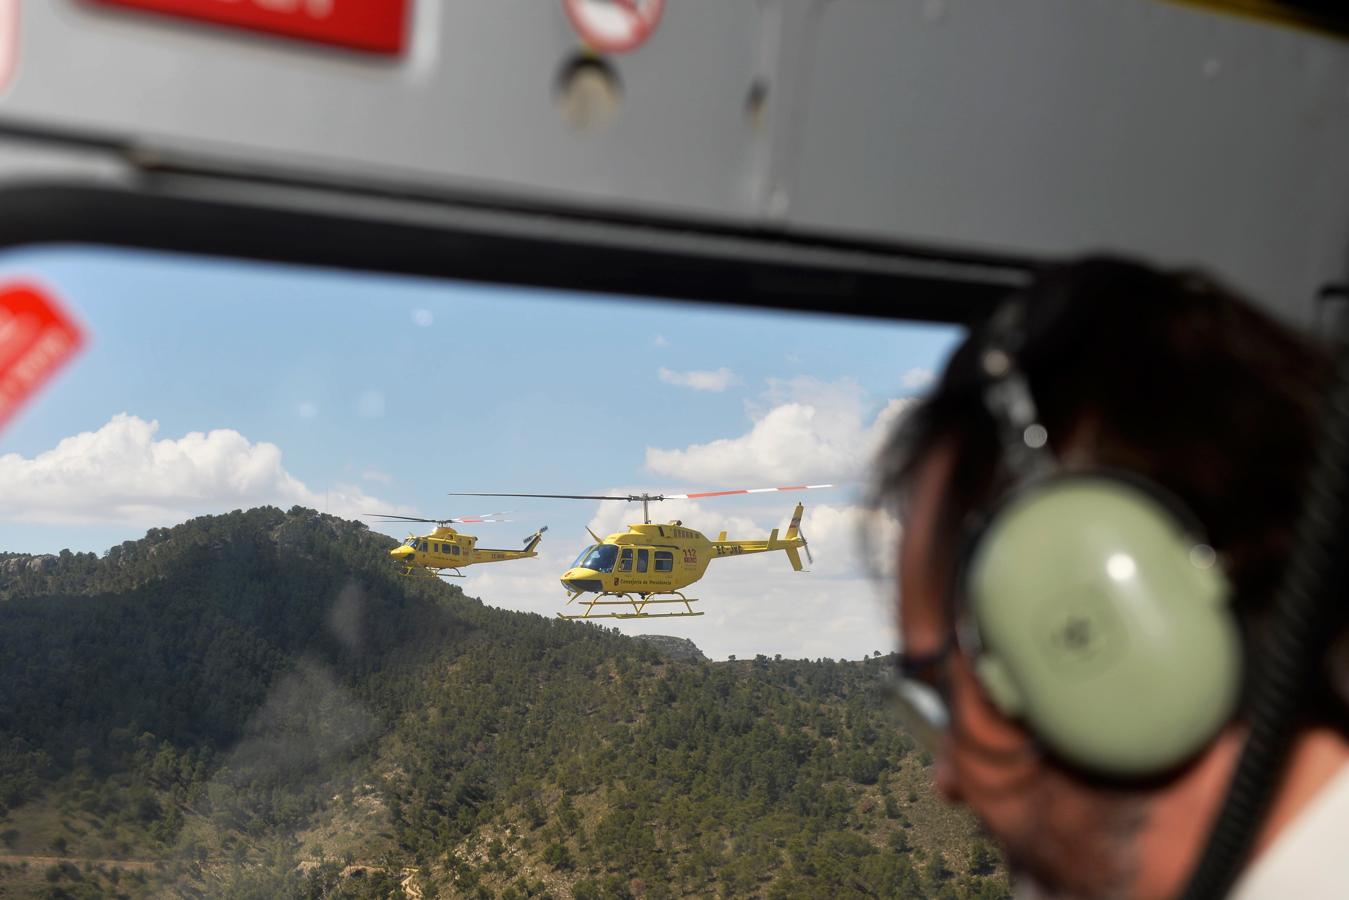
(563, 0, 664, 55)
(88, 0, 408, 56)
(0, 284, 86, 434)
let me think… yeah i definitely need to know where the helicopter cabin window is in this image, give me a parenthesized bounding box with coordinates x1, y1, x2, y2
(452, 545, 460, 556)
(637, 549, 649, 573)
(619, 549, 633, 572)
(654, 551, 674, 572)
(418, 540, 428, 552)
(581, 544, 619, 573)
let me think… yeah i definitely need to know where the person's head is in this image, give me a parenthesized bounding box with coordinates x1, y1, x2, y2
(874, 256, 1336, 897)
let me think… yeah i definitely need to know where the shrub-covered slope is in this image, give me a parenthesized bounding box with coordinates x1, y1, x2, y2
(0, 507, 1007, 899)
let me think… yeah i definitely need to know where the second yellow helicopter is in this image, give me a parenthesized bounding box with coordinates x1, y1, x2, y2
(368, 513, 546, 579)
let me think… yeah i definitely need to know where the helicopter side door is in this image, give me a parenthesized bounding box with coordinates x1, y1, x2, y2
(615, 547, 634, 586)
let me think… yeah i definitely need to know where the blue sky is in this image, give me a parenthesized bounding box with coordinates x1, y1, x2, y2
(0, 244, 962, 659)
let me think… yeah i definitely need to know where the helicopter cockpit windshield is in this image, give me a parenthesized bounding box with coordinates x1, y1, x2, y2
(579, 544, 619, 573)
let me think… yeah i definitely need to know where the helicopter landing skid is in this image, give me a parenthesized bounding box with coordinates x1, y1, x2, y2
(558, 591, 703, 620)
(397, 565, 466, 580)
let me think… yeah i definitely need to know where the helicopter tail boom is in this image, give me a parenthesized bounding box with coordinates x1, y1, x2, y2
(709, 504, 810, 571)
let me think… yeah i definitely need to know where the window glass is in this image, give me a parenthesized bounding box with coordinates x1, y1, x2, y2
(582, 544, 619, 573)
(0, 244, 965, 895)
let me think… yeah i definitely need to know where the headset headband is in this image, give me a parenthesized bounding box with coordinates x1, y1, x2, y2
(980, 298, 1055, 484)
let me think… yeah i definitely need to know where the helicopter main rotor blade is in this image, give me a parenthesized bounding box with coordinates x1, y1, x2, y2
(449, 492, 635, 501)
(662, 484, 834, 500)
(366, 513, 511, 524)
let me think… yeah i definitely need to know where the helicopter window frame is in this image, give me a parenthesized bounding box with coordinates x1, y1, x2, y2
(654, 551, 674, 572)
(619, 549, 633, 572)
(0, 181, 1020, 334)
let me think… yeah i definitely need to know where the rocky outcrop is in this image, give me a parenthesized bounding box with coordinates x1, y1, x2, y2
(632, 634, 708, 662)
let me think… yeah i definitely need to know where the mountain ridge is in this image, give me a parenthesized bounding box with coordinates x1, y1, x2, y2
(0, 506, 1008, 898)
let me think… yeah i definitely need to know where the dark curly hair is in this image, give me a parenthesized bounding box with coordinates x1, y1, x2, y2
(872, 256, 1337, 718)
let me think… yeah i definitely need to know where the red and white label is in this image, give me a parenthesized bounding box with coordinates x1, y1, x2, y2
(87, 0, 409, 55)
(0, 284, 86, 434)
(563, 0, 664, 55)
(0, 0, 18, 94)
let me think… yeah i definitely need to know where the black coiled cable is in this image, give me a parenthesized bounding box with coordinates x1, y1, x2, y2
(1181, 312, 1349, 899)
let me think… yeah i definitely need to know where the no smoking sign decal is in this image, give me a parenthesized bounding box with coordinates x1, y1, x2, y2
(563, 0, 664, 54)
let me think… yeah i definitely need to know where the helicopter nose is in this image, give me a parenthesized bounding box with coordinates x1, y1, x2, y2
(391, 546, 413, 560)
(561, 568, 604, 594)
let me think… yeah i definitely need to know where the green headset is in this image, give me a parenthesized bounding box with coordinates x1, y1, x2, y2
(959, 298, 1243, 778)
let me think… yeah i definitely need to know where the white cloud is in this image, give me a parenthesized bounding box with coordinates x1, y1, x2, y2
(901, 367, 935, 390)
(797, 503, 900, 580)
(652, 334, 670, 348)
(645, 377, 914, 486)
(361, 467, 393, 485)
(657, 366, 739, 393)
(411, 308, 434, 328)
(0, 413, 409, 525)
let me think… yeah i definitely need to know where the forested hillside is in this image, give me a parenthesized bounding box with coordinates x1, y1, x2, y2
(0, 507, 1007, 899)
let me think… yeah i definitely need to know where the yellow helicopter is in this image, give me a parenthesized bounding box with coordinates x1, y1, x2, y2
(366, 513, 547, 579)
(449, 485, 831, 619)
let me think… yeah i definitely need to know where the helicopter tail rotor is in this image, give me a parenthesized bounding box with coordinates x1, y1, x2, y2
(781, 502, 812, 571)
(522, 526, 548, 553)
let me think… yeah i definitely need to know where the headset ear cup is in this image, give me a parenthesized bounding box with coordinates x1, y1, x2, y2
(966, 477, 1241, 778)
